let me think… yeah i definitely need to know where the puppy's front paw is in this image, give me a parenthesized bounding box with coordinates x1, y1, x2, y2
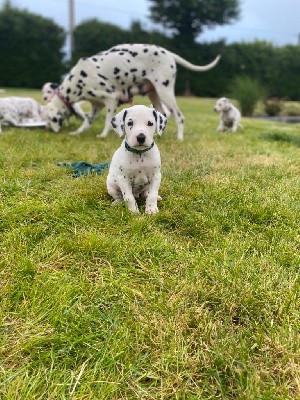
(145, 205, 158, 214)
(128, 205, 140, 213)
(111, 199, 123, 206)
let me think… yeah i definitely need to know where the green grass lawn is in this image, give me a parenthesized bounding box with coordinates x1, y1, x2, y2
(1, 89, 300, 399)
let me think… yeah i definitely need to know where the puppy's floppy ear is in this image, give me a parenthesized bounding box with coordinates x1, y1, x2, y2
(224, 97, 231, 106)
(152, 109, 167, 136)
(111, 108, 128, 137)
(50, 83, 59, 90)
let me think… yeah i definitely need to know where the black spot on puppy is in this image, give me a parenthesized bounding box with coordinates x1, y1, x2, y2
(162, 80, 169, 87)
(111, 117, 117, 128)
(114, 67, 121, 75)
(80, 70, 88, 78)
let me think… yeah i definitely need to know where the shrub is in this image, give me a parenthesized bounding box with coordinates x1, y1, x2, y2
(264, 97, 283, 116)
(231, 76, 264, 116)
(282, 102, 300, 116)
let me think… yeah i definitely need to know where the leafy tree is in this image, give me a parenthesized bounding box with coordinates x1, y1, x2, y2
(148, 0, 240, 44)
(147, 0, 240, 94)
(0, 1, 66, 88)
(72, 19, 130, 63)
(274, 46, 300, 100)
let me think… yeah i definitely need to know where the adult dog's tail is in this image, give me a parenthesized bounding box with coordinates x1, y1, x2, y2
(169, 52, 221, 72)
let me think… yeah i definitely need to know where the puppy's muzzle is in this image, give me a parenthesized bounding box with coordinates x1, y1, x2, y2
(137, 133, 146, 144)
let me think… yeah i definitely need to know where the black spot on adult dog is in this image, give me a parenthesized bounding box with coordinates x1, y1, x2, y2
(98, 74, 108, 81)
(80, 70, 88, 78)
(114, 67, 121, 75)
(162, 80, 169, 87)
(88, 90, 96, 97)
(130, 68, 138, 73)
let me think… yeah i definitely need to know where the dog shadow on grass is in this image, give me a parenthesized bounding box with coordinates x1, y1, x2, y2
(261, 132, 300, 147)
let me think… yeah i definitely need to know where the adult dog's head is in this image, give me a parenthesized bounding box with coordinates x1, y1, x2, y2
(111, 105, 167, 149)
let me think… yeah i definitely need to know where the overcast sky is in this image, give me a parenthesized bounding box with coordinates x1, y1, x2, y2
(5, 0, 300, 49)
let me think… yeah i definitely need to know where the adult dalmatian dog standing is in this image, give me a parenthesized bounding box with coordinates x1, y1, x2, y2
(107, 104, 167, 214)
(45, 44, 221, 140)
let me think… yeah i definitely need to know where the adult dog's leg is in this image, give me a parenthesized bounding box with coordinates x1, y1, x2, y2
(96, 99, 118, 138)
(152, 83, 185, 140)
(70, 103, 103, 135)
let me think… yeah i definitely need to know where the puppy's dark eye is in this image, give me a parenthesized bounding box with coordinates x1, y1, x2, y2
(127, 120, 133, 127)
(147, 121, 154, 126)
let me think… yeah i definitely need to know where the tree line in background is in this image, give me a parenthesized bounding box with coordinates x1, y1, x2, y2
(0, 0, 300, 100)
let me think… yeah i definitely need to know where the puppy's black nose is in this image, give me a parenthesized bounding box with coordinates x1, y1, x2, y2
(137, 133, 146, 144)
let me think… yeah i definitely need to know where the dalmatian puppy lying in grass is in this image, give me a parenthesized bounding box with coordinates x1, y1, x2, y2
(45, 43, 220, 140)
(214, 97, 242, 133)
(0, 97, 46, 132)
(0, 99, 20, 133)
(2, 97, 45, 121)
(107, 104, 167, 214)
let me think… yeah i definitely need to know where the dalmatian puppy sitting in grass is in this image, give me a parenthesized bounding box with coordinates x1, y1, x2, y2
(214, 97, 242, 133)
(107, 104, 167, 214)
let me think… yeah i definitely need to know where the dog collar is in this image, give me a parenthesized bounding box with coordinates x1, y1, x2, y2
(55, 89, 74, 114)
(125, 141, 154, 154)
